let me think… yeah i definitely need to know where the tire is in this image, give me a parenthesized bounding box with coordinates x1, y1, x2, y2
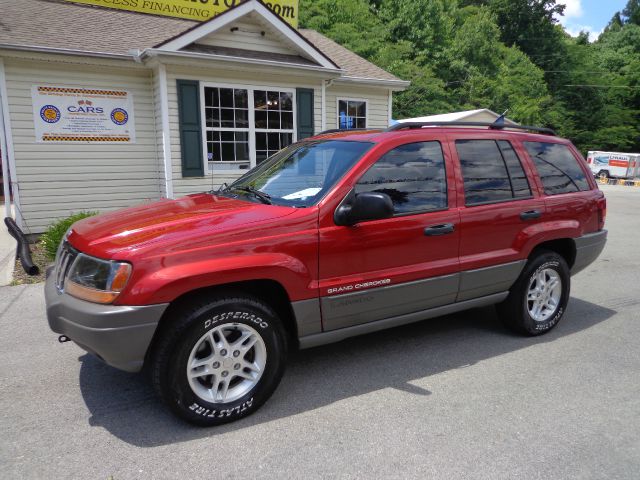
(151, 293, 287, 426)
(597, 169, 610, 179)
(497, 250, 570, 336)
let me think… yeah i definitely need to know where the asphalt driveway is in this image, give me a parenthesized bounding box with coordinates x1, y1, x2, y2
(1, 184, 638, 479)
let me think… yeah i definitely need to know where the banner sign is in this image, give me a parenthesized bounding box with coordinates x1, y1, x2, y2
(32, 86, 136, 143)
(66, 0, 299, 27)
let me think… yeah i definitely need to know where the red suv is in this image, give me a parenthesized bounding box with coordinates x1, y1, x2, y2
(46, 122, 607, 425)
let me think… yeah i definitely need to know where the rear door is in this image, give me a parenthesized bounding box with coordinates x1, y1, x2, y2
(451, 135, 546, 301)
(522, 140, 601, 234)
(318, 138, 461, 331)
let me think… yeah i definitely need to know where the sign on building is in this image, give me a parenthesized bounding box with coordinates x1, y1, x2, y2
(66, 0, 299, 27)
(31, 86, 136, 143)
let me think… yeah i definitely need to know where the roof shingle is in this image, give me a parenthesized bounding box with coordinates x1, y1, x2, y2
(299, 29, 402, 83)
(0, 0, 404, 83)
(0, 0, 193, 55)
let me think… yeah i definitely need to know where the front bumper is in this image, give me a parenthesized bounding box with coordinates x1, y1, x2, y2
(45, 270, 169, 372)
(572, 229, 608, 275)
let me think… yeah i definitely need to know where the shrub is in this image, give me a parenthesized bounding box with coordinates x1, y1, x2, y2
(40, 212, 98, 260)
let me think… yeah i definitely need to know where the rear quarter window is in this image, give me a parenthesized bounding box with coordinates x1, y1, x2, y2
(524, 142, 591, 195)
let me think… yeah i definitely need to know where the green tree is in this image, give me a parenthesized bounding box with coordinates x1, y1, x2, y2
(298, 0, 639, 152)
(623, 0, 640, 25)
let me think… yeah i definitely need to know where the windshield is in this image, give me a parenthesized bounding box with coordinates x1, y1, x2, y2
(220, 140, 373, 207)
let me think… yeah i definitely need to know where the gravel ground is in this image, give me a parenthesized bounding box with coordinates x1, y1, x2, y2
(11, 242, 49, 285)
(0, 184, 638, 480)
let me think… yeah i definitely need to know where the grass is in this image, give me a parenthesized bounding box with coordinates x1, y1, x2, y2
(11, 211, 98, 285)
(40, 211, 97, 260)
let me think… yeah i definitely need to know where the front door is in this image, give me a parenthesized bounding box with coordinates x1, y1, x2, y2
(318, 139, 461, 331)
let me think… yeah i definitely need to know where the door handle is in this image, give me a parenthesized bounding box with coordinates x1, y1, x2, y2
(424, 223, 455, 236)
(520, 210, 542, 221)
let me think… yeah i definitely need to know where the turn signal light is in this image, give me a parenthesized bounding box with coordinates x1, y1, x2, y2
(65, 281, 120, 304)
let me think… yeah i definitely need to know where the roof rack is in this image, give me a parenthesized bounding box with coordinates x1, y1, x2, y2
(386, 121, 556, 136)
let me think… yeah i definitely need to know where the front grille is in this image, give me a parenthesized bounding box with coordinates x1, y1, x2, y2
(55, 241, 79, 291)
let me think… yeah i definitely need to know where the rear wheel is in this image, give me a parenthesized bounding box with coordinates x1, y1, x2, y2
(151, 294, 287, 426)
(597, 169, 610, 180)
(497, 250, 570, 335)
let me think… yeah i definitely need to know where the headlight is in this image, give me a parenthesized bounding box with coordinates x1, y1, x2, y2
(65, 254, 132, 304)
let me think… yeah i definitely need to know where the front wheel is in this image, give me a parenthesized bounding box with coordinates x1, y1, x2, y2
(151, 294, 287, 426)
(497, 250, 570, 335)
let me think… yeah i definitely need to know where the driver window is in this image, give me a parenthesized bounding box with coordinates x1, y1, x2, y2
(355, 141, 447, 215)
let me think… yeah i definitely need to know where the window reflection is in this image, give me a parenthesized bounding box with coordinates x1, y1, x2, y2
(457, 140, 531, 205)
(524, 142, 590, 195)
(356, 142, 447, 214)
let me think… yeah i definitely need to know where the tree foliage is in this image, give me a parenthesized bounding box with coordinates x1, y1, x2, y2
(299, 0, 640, 153)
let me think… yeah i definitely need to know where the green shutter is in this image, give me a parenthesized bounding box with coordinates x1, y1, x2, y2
(296, 88, 315, 139)
(177, 80, 204, 177)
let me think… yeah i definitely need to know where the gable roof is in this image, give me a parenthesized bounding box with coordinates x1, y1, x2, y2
(0, 0, 406, 85)
(156, 0, 338, 70)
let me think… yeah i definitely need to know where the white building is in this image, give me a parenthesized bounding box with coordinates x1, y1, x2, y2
(398, 109, 518, 125)
(0, 0, 409, 232)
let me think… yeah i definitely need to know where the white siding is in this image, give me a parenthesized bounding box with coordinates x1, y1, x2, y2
(3, 57, 161, 233)
(326, 84, 391, 130)
(166, 64, 323, 196)
(196, 14, 298, 56)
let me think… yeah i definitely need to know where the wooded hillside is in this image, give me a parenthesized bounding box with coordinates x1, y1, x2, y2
(300, 0, 640, 153)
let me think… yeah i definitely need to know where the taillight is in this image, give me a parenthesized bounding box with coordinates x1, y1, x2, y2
(597, 197, 607, 230)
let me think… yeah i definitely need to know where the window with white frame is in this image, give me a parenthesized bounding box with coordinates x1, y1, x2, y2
(203, 85, 295, 172)
(338, 99, 367, 129)
(204, 87, 250, 170)
(254, 90, 294, 164)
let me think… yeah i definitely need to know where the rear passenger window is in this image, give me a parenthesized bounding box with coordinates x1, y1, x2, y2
(524, 142, 590, 195)
(355, 141, 447, 215)
(456, 140, 532, 206)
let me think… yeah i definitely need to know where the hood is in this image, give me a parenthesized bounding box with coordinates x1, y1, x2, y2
(67, 193, 297, 258)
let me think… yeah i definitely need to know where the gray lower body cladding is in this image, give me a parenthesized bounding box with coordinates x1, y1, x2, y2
(321, 273, 460, 331)
(299, 292, 509, 349)
(45, 271, 168, 373)
(571, 229, 607, 275)
(457, 260, 527, 302)
(318, 260, 526, 333)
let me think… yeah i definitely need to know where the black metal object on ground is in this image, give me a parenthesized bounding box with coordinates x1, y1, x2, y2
(4, 217, 39, 276)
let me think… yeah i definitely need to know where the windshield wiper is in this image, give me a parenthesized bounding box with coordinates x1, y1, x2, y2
(233, 186, 272, 205)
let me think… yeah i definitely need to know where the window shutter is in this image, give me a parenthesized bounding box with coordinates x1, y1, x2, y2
(296, 88, 315, 139)
(177, 80, 204, 177)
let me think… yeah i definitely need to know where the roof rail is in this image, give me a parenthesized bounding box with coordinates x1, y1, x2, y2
(386, 121, 556, 136)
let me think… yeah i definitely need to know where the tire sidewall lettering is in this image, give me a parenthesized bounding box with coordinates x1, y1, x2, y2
(527, 259, 566, 331)
(204, 311, 269, 330)
(187, 397, 254, 418)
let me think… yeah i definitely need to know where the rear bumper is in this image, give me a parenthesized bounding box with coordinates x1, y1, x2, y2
(572, 230, 607, 275)
(45, 269, 169, 372)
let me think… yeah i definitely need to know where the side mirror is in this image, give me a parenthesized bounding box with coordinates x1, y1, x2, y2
(335, 191, 394, 226)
